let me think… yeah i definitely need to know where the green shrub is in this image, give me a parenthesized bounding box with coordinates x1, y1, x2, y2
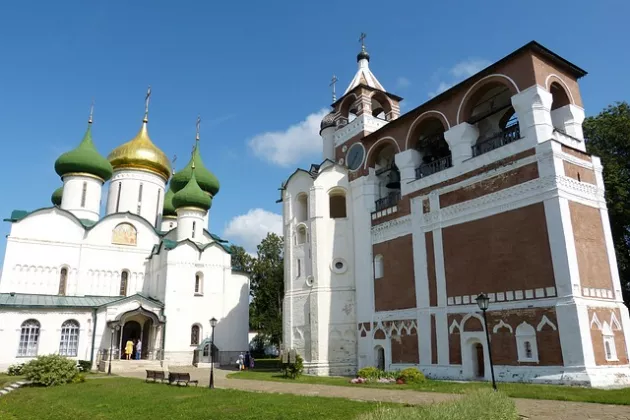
(357, 389, 518, 420)
(357, 367, 383, 380)
(282, 354, 303, 379)
(396, 367, 425, 384)
(22, 354, 81, 387)
(7, 363, 25, 376)
(77, 360, 92, 372)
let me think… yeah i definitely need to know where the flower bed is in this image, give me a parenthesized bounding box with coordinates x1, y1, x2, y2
(350, 367, 425, 385)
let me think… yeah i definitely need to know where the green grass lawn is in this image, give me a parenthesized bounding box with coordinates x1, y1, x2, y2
(228, 370, 630, 406)
(0, 375, 24, 388)
(0, 377, 381, 420)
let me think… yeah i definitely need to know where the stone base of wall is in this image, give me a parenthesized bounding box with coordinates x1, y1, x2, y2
(418, 364, 630, 389)
(304, 360, 357, 377)
(163, 351, 194, 366)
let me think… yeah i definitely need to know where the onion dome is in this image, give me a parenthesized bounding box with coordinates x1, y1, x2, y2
(172, 168, 212, 212)
(357, 49, 370, 62)
(54, 119, 113, 182)
(320, 112, 336, 133)
(171, 127, 220, 196)
(162, 186, 176, 217)
(107, 120, 171, 181)
(51, 186, 63, 206)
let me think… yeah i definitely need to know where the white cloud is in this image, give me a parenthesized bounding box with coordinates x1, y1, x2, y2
(248, 109, 329, 167)
(223, 208, 283, 253)
(428, 58, 491, 98)
(396, 76, 411, 89)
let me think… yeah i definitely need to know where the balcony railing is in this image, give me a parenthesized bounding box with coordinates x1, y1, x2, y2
(471, 124, 521, 157)
(374, 191, 401, 212)
(415, 155, 452, 179)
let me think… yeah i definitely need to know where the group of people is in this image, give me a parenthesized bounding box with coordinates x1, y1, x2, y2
(237, 351, 254, 370)
(124, 338, 142, 360)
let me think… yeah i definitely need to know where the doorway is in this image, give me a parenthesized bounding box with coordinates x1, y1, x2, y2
(375, 346, 385, 371)
(474, 343, 485, 378)
(121, 321, 141, 359)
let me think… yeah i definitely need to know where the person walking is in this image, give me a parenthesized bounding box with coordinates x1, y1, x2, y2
(124, 338, 134, 360)
(244, 352, 250, 371)
(135, 339, 142, 360)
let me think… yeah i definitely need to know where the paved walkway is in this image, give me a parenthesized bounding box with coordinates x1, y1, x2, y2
(117, 368, 630, 420)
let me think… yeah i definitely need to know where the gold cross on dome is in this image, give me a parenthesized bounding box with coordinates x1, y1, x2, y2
(359, 32, 367, 49)
(144, 86, 152, 121)
(88, 98, 95, 124)
(196, 115, 201, 141)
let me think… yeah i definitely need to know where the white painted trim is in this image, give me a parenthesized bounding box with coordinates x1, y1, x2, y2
(456, 74, 521, 124)
(537, 315, 557, 332)
(544, 74, 576, 105)
(404, 110, 451, 150)
(493, 320, 513, 334)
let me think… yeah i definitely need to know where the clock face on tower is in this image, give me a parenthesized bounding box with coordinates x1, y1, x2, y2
(346, 143, 365, 171)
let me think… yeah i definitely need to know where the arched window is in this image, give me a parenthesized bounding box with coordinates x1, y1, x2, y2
(515, 322, 538, 362)
(329, 190, 347, 219)
(18, 319, 40, 357)
(296, 193, 308, 222)
(80, 182, 87, 208)
(192, 221, 197, 239)
(119, 271, 129, 296)
(374, 255, 384, 279)
(191, 325, 201, 345)
(58, 267, 68, 296)
(137, 183, 144, 214)
(296, 225, 307, 245)
(115, 182, 122, 212)
(59, 320, 80, 357)
(195, 272, 203, 295)
(550, 82, 571, 111)
(203, 344, 209, 357)
(602, 322, 617, 361)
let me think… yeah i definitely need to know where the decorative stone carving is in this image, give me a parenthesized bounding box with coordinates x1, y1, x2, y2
(371, 215, 412, 244)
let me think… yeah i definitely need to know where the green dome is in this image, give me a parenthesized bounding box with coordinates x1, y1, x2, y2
(55, 122, 113, 181)
(163, 186, 176, 217)
(171, 141, 220, 196)
(51, 186, 63, 206)
(172, 171, 212, 211)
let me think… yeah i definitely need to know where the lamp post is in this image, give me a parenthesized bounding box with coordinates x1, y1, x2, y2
(475, 293, 497, 391)
(108, 324, 120, 376)
(208, 317, 217, 389)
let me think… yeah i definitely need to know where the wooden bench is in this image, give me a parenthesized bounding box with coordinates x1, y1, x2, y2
(145, 370, 166, 383)
(168, 372, 198, 387)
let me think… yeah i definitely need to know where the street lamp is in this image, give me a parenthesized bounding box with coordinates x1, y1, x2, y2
(208, 317, 217, 389)
(108, 324, 120, 376)
(475, 293, 497, 391)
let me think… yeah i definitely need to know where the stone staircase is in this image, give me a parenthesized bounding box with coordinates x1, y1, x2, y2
(101, 360, 166, 373)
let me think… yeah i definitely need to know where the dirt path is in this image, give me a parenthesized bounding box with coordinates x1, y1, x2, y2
(117, 368, 630, 419)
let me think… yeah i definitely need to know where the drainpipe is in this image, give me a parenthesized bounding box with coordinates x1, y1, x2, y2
(89, 308, 97, 368)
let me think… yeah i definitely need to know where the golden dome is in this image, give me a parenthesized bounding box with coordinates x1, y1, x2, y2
(107, 120, 171, 180)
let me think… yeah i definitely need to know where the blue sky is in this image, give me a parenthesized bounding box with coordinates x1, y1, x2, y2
(0, 0, 628, 258)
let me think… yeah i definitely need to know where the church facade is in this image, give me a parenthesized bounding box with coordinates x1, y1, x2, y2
(0, 96, 249, 372)
(280, 40, 630, 387)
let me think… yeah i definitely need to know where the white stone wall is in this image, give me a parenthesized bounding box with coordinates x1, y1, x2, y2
(105, 170, 165, 227)
(0, 308, 95, 371)
(60, 175, 104, 222)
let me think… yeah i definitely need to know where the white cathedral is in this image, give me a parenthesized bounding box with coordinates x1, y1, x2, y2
(0, 93, 249, 372)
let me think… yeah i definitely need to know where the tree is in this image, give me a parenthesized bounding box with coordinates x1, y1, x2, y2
(584, 102, 630, 305)
(230, 245, 252, 274)
(248, 233, 284, 347)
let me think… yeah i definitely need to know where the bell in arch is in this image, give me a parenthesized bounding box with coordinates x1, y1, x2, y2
(385, 168, 401, 190)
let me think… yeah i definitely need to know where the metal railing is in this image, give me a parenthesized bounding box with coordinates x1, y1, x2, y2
(415, 155, 452, 179)
(374, 191, 401, 212)
(471, 124, 521, 157)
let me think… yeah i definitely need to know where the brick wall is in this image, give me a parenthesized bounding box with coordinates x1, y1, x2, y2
(443, 203, 555, 298)
(588, 307, 629, 366)
(373, 234, 416, 312)
(391, 332, 419, 364)
(563, 161, 596, 185)
(569, 202, 614, 293)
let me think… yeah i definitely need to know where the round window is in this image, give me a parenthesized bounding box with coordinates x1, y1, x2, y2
(335, 261, 344, 270)
(331, 258, 348, 274)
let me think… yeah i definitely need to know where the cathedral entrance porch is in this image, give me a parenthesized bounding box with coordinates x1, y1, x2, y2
(108, 305, 164, 362)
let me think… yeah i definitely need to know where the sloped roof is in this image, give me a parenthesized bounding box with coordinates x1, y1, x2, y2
(0, 292, 163, 309)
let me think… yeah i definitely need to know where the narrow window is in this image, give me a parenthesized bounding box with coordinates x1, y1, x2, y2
(58, 267, 68, 296)
(195, 273, 203, 295)
(154, 189, 161, 226)
(137, 183, 143, 214)
(577, 172, 581, 182)
(605, 341, 612, 360)
(203, 344, 209, 357)
(80, 182, 87, 208)
(59, 320, 80, 357)
(115, 182, 122, 212)
(329, 191, 347, 218)
(191, 325, 200, 345)
(18, 319, 40, 357)
(374, 255, 384, 279)
(192, 221, 196, 238)
(524, 341, 532, 359)
(119, 271, 129, 296)
(297, 259, 301, 277)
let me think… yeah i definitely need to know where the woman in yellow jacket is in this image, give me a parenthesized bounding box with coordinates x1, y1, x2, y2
(125, 339, 134, 360)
